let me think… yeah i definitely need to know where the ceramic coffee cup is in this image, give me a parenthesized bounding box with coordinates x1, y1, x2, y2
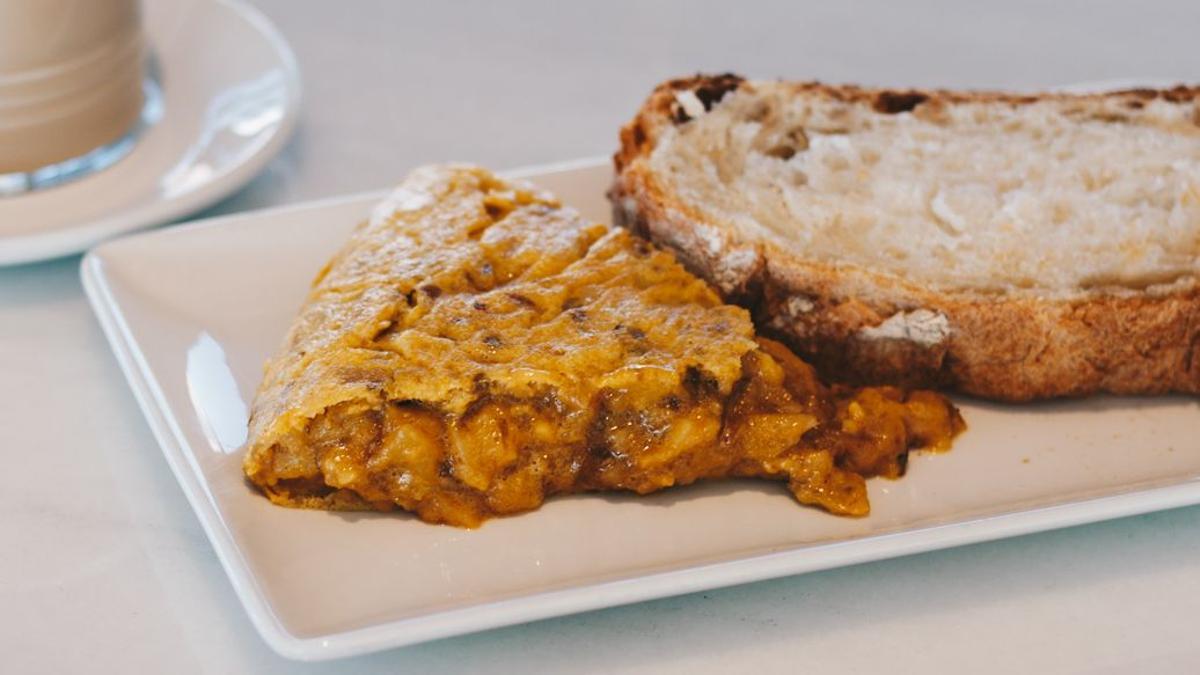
(0, 0, 148, 192)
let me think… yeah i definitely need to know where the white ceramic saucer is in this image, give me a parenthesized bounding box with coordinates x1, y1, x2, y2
(0, 0, 300, 266)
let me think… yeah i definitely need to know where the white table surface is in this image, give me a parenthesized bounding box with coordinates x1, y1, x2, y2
(4, 1, 1200, 672)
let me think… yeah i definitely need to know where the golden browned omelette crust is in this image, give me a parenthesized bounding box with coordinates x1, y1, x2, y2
(243, 165, 962, 527)
(612, 74, 1200, 401)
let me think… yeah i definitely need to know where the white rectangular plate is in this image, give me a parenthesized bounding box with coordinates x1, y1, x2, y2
(82, 157, 1200, 661)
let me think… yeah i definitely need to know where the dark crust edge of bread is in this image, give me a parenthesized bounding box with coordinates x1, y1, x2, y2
(611, 74, 1200, 401)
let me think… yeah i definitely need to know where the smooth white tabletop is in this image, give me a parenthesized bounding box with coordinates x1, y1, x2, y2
(4, 1, 1199, 672)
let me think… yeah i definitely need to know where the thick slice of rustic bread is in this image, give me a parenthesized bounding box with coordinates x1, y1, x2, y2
(612, 74, 1200, 401)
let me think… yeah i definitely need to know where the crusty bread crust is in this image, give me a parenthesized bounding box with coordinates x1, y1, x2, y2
(612, 74, 1200, 401)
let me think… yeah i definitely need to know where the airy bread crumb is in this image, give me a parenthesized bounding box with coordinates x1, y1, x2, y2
(648, 84, 1200, 295)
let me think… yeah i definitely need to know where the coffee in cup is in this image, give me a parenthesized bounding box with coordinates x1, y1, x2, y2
(0, 0, 149, 191)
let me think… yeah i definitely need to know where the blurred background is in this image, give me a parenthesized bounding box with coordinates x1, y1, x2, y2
(225, 0, 1198, 214)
